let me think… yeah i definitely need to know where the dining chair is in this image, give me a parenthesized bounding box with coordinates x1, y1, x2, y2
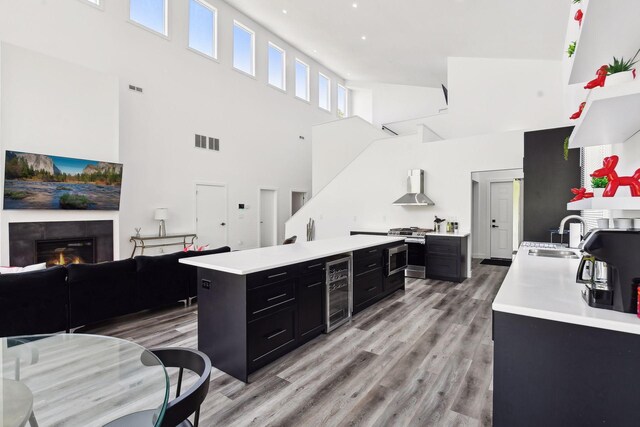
(105, 347, 212, 427)
(283, 235, 297, 245)
(3, 338, 40, 426)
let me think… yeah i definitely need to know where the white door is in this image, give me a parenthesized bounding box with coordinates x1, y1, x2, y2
(196, 184, 227, 248)
(291, 191, 307, 216)
(490, 181, 514, 259)
(259, 189, 277, 247)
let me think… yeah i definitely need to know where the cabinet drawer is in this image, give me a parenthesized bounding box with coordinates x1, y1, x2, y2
(248, 280, 296, 320)
(427, 237, 460, 256)
(353, 267, 383, 307)
(248, 308, 296, 364)
(298, 271, 325, 288)
(298, 259, 326, 275)
(384, 271, 405, 292)
(247, 266, 296, 289)
(354, 255, 383, 276)
(354, 245, 383, 260)
(427, 255, 460, 279)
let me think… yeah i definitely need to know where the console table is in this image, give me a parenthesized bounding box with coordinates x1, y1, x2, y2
(129, 233, 197, 257)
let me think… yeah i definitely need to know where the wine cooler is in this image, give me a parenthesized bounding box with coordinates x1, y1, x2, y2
(325, 255, 352, 332)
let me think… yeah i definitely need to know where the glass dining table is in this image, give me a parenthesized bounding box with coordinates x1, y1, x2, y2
(0, 334, 169, 427)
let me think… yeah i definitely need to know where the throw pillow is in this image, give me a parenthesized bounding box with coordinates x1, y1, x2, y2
(0, 262, 47, 275)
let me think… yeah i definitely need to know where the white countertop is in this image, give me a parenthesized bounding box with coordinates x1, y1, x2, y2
(180, 235, 405, 275)
(426, 231, 470, 238)
(351, 229, 470, 238)
(493, 244, 640, 335)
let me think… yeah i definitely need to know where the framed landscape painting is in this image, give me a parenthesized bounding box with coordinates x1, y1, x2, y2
(3, 151, 123, 210)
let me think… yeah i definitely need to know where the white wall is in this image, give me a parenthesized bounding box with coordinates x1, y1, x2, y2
(286, 129, 526, 274)
(0, 0, 344, 258)
(0, 43, 120, 264)
(311, 116, 386, 195)
(350, 87, 373, 124)
(446, 57, 568, 138)
(347, 58, 568, 141)
(348, 82, 446, 128)
(471, 169, 524, 259)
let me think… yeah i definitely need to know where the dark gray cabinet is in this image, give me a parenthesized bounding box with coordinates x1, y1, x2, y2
(197, 243, 405, 382)
(297, 269, 325, 343)
(494, 311, 640, 426)
(426, 235, 468, 282)
(352, 242, 405, 314)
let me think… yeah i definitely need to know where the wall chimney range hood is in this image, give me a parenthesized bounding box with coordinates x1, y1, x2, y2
(393, 169, 435, 206)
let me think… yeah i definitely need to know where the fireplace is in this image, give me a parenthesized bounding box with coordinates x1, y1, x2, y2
(36, 237, 96, 267)
(9, 220, 113, 267)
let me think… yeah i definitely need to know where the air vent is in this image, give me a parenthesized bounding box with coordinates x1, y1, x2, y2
(195, 134, 220, 151)
(128, 84, 143, 93)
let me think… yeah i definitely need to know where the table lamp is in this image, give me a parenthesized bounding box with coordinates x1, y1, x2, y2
(154, 208, 168, 237)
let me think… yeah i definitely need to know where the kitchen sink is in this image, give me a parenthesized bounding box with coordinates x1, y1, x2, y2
(528, 249, 579, 259)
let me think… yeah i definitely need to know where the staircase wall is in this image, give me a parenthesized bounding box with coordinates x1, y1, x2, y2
(312, 116, 387, 196)
(286, 129, 524, 245)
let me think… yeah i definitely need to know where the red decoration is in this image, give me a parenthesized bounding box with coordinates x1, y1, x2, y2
(591, 155, 640, 197)
(570, 102, 586, 120)
(570, 187, 594, 202)
(584, 65, 609, 89)
(574, 9, 584, 27)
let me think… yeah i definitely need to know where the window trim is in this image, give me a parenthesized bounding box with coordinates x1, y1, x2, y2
(267, 42, 287, 92)
(233, 20, 256, 77)
(128, 0, 169, 38)
(187, 0, 218, 60)
(294, 58, 310, 102)
(337, 83, 348, 117)
(77, 0, 104, 10)
(318, 72, 332, 112)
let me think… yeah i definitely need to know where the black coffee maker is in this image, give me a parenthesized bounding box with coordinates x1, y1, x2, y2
(578, 229, 640, 313)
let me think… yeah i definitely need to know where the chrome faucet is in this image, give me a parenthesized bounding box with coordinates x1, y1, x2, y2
(559, 215, 588, 239)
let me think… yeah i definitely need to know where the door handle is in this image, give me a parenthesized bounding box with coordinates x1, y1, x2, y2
(492, 225, 499, 228)
(221, 222, 226, 226)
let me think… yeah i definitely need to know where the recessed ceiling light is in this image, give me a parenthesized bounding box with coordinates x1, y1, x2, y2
(352, 3, 358, 8)
(282, 9, 287, 14)
(361, 35, 367, 40)
(313, 49, 318, 53)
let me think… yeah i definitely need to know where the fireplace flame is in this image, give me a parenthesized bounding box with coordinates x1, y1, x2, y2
(48, 251, 84, 266)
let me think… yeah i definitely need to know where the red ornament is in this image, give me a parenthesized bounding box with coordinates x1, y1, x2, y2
(574, 9, 584, 27)
(584, 65, 609, 89)
(591, 155, 640, 197)
(570, 102, 586, 120)
(570, 188, 594, 202)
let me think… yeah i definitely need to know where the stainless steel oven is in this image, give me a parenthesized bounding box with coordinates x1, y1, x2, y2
(385, 244, 408, 276)
(405, 237, 426, 279)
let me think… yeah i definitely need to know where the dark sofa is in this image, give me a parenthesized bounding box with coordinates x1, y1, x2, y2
(0, 266, 68, 337)
(67, 258, 138, 329)
(0, 246, 231, 337)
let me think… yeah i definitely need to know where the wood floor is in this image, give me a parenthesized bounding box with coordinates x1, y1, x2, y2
(85, 260, 508, 427)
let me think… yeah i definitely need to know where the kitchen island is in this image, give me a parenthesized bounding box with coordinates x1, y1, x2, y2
(181, 235, 406, 382)
(492, 244, 640, 426)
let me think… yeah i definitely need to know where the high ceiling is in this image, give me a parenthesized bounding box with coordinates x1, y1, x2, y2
(224, 0, 571, 87)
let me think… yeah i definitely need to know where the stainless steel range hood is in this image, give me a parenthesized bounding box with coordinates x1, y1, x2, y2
(393, 169, 435, 206)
